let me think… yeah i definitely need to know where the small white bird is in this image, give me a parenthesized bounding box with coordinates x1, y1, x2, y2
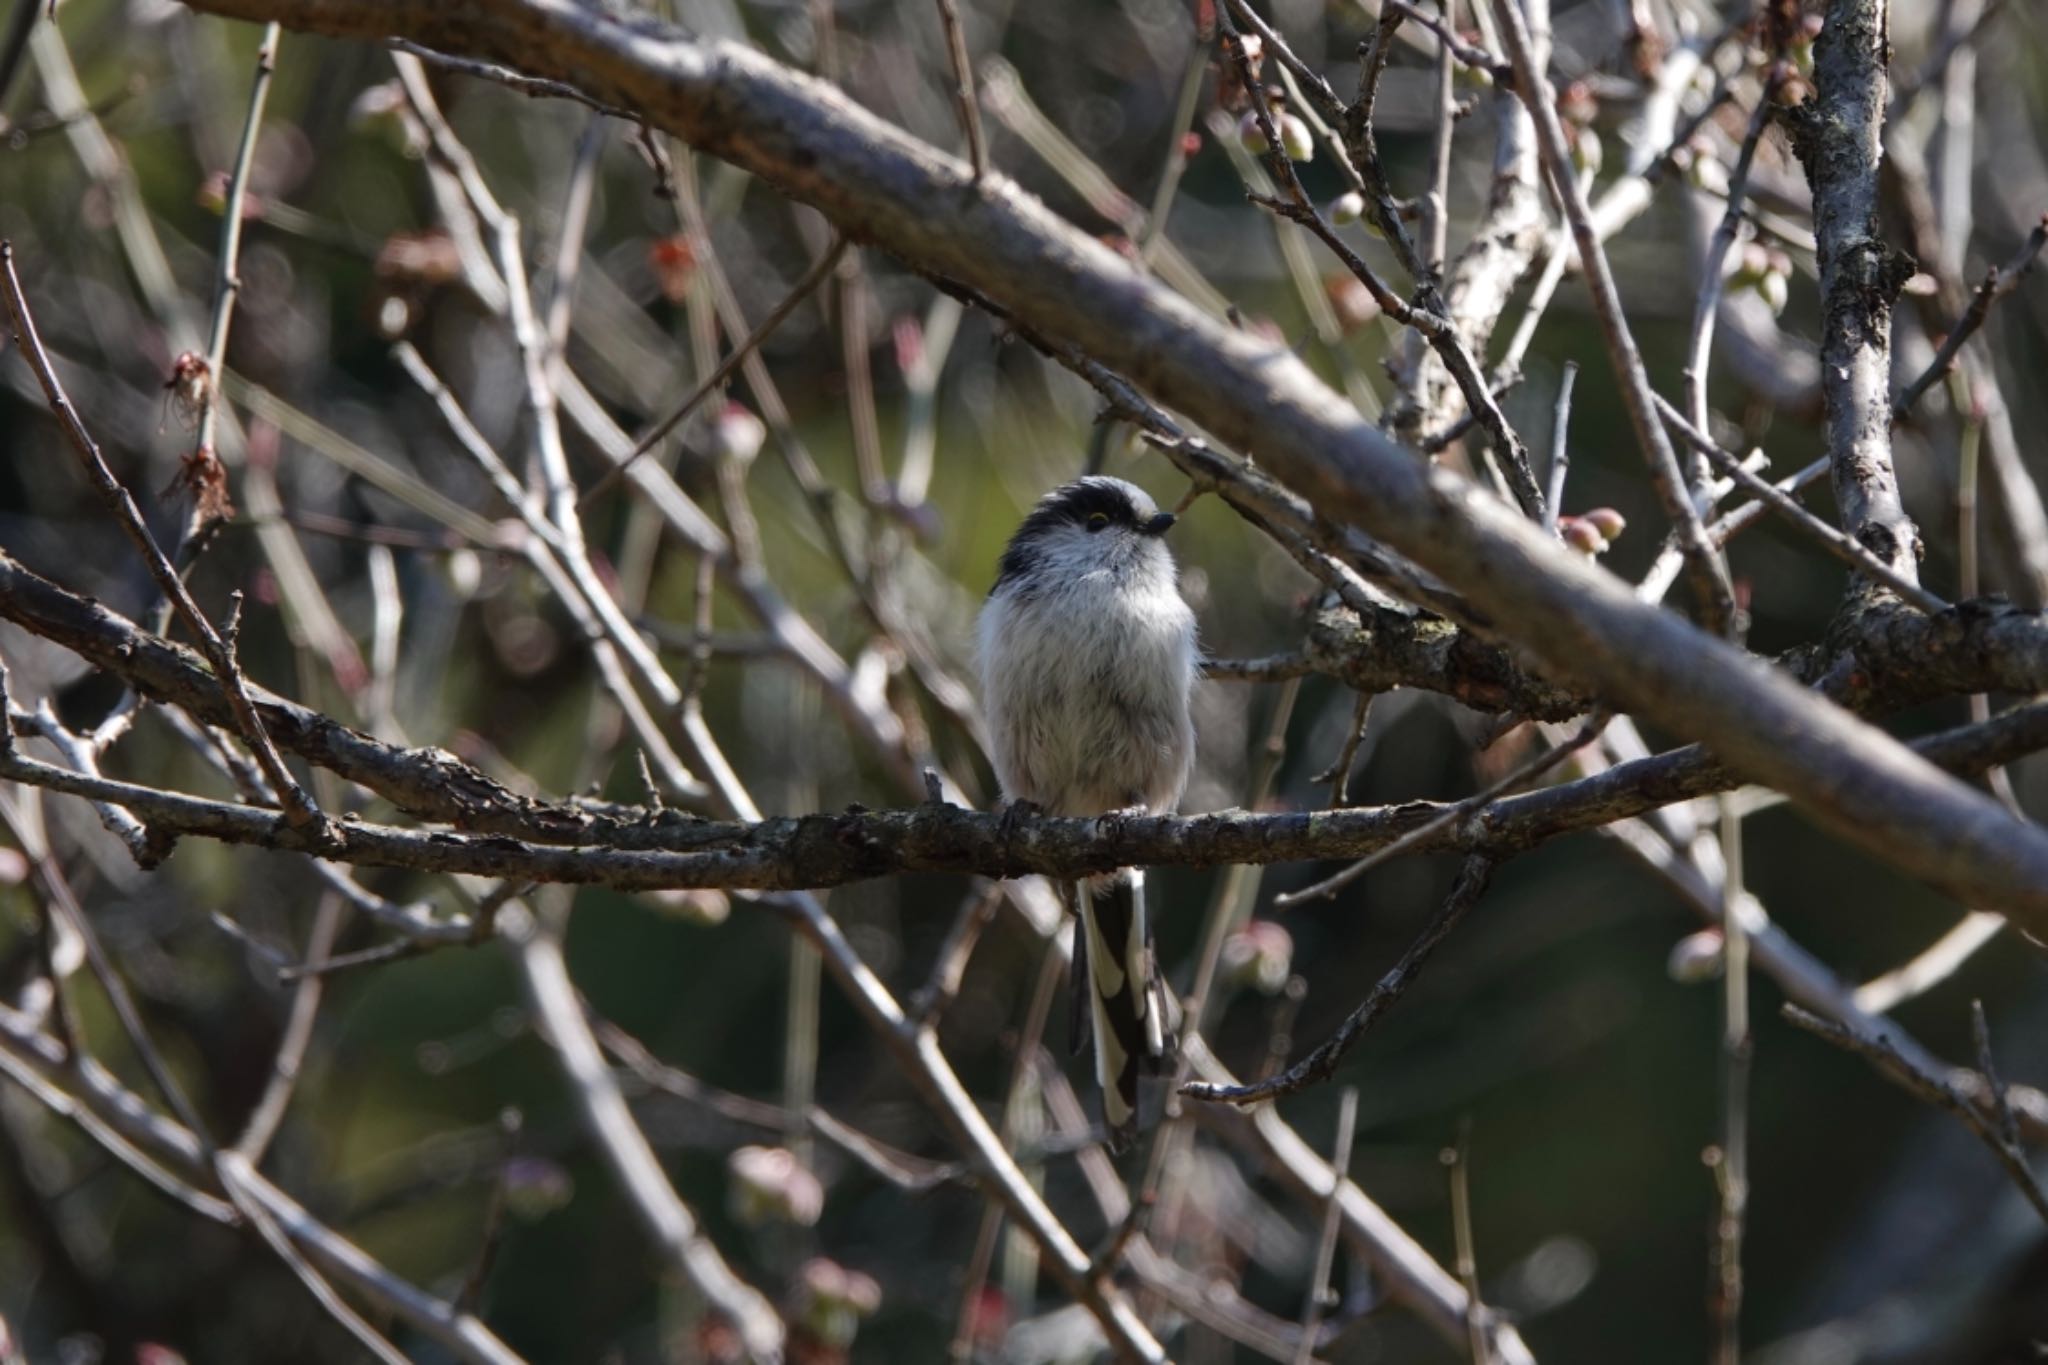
(976, 477, 1198, 1151)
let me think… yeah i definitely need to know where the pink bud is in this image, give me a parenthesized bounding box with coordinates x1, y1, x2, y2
(711, 402, 768, 465)
(1580, 507, 1627, 540)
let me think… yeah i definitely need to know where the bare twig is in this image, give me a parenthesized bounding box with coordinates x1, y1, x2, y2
(932, 0, 986, 181)
(1784, 1004, 2048, 1225)
(1385, 0, 1504, 74)
(232, 892, 347, 1162)
(1488, 0, 1734, 634)
(1186, 855, 1496, 1105)
(1711, 796, 1749, 1365)
(1852, 911, 2005, 1015)
(1682, 90, 1776, 461)
(507, 901, 786, 1362)
(389, 37, 634, 114)
(215, 1152, 413, 1365)
(1446, 1120, 1493, 1365)
(1204, 651, 1317, 683)
(1275, 714, 1605, 906)
(3, 242, 325, 829)
(191, 23, 282, 473)
(1544, 361, 1576, 534)
(578, 235, 847, 509)
(1893, 217, 2048, 419)
(1317, 688, 1378, 807)
(1292, 1086, 1358, 1365)
(1654, 395, 1948, 614)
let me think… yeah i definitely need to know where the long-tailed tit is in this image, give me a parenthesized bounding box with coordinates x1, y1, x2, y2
(976, 476, 1197, 1151)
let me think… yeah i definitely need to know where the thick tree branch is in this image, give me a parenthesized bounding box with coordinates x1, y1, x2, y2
(142, 0, 2048, 936)
(6, 698, 2045, 916)
(1783, 0, 1924, 582)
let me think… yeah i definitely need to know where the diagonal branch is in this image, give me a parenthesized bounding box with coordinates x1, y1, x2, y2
(91, 0, 2048, 944)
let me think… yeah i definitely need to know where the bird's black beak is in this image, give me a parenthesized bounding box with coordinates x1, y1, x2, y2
(1142, 512, 1177, 537)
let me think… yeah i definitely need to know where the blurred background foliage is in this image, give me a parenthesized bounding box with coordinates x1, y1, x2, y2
(1, 0, 2047, 1361)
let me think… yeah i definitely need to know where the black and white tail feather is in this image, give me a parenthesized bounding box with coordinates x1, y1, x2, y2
(1072, 872, 1168, 1149)
(976, 477, 1197, 1154)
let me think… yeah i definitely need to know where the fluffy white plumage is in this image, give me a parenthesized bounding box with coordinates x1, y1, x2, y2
(976, 477, 1197, 1149)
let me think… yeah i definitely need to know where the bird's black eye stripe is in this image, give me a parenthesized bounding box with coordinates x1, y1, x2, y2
(1050, 481, 1138, 530)
(991, 479, 1151, 595)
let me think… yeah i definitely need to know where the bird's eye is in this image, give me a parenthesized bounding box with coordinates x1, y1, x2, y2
(1086, 511, 1111, 531)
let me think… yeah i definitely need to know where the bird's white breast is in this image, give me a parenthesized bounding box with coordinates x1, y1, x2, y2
(978, 544, 1196, 816)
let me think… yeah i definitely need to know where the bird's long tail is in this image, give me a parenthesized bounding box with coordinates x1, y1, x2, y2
(1077, 870, 1166, 1152)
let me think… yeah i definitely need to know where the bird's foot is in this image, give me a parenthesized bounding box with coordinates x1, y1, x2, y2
(997, 798, 1043, 854)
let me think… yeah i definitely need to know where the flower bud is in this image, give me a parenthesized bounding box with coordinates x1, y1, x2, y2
(728, 1146, 823, 1227)
(1559, 517, 1608, 556)
(1558, 80, 1598, 126)
(1667, 929, 1725, 983)
(1687, 150, 1730, 197)
(641, 887, 732, 926)
(794, 1258, 882, 1349)
(1221, 920, 1294, 996)
(1325, 274, 1381, 332)
(443, 546, 483, 601)
(1569, 125, 1603, 177)
(1580, 507, 1626, 541)
(1329, 190, 1366, 226)
(1727, 241, 1771, 287)
(1758, 267, 1790, 317)
(502, 1155, 574, 1220)
(710, 402, 767, 465)
(1236, 110, 1270, 156)
(1278, 112, 1315, 162)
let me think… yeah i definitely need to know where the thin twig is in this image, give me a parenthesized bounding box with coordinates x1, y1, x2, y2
(1204, 651, 1317, 682)
(387, 37, 635, 115)
(216, 1152, 414, 1365)
(911, 883, 1007, 1026)
(932, 0, 987, 181)
(1275, 714, 1606, 907)
(580, 235, 848, 508)
(1711, 795, 1748, 1365)
(1893, 216, 2048, 419)
(1487, 0, 1734, 634)
(1419, 0, 1457, 280)
(232, 892, 347, 1161)
(1384, 0, 1506, 74)
(1186, 856, 1496, 1105)
(1544, 361, 1577, 534)
(192, 23, 282, 469)
(1292, 1086, 1359, 1365)
(1682, 90, 1777, 478)
(507, 901, 787, 1360)
(1784, 1004, 2048, 1225)
(1654, 394, 1949, 614)
(1445, 1118, 1492, 1363)
(1852, 910, 2005, 1014)
(1, 241, 325, 829)
(1316, 688, 1378, 807)
(1971, 999, 2022, 1151)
